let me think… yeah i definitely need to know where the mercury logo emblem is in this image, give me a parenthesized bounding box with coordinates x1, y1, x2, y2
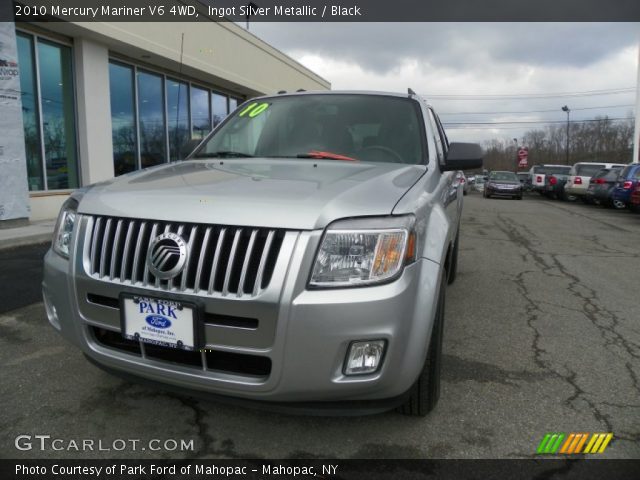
(147, 232, 188, 279)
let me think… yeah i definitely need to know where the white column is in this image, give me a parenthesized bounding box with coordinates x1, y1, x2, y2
(74, 37, 114, 185)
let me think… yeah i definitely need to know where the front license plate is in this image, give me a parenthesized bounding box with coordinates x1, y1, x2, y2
(121, 296, 197, 351)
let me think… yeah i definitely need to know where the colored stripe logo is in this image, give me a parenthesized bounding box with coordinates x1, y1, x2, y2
(536, 433, 613, 454)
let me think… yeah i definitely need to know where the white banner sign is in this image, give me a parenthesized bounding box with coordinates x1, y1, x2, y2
(0, 21, 30, 221)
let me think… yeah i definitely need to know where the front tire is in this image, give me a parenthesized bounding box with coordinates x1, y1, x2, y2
(398, 270, 446, 416)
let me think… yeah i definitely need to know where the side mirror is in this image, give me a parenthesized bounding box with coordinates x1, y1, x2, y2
(442, 142, 483, 171)
(181, 138, 203, 159)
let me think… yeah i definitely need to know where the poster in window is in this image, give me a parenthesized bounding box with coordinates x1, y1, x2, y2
(0, 21, 30, 221)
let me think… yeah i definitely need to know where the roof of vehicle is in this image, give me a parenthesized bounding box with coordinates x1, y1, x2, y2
(250, 89, 429, 105)
(573, 161, 627, 166)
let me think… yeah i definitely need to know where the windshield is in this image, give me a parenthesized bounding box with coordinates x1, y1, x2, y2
(193, 94, 426, 164)
(489, 172, 518, 181)
(576, 164, 606, 177)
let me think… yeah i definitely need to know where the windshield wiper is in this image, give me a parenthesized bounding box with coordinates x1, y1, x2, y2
(296, 151, 358, 162)
(195, 151, 253, 158)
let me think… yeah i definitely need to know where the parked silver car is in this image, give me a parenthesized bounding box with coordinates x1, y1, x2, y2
(43, 91, 482, 415)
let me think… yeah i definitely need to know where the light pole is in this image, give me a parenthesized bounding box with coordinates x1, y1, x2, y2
(561, 105, 570, 165)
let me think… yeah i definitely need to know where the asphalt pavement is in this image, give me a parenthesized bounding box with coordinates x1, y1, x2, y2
(0, 243, 49, 314)
(1, 193, 639, 459)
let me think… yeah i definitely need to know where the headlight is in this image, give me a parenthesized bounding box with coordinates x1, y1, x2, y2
(52, 197, 79, 258)
(309, 216, 416, 288)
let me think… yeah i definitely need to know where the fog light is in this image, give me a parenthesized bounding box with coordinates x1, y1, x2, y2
(344, 340, 385, 375)
(43, 288, 61, 331)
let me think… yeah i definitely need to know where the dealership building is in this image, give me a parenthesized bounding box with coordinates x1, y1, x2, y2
(0, 16, 329, 223)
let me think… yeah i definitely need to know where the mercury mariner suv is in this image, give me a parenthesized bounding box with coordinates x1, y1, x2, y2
(43, 91, 482, 415)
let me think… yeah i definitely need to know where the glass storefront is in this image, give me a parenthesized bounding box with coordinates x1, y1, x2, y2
(17, 31, 78, 191)
(109, 62, 137, 176)
(137, 70, 166, 168)
(108, 59, 243, 175)
(190, 86, 210, 140)
(167, 78, 189, 161)
(212, 92, 229, 128)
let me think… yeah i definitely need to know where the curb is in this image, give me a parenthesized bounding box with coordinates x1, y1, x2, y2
(0, 234, 52, 251)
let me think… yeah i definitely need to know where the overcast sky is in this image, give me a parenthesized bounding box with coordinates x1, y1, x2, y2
(250, 23, 639, 144)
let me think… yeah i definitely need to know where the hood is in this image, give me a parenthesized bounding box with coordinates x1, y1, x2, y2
(491, 179, 520, 185)
(79, 159, 425, 230)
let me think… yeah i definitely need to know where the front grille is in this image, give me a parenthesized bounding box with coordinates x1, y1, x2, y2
(90, 327, 271, 377)
(85, 216, 285, 297)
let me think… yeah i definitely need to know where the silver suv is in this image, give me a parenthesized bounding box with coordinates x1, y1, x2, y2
(43, 91, 482, 415)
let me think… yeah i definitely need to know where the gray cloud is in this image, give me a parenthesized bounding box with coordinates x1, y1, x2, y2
(251, 23, 639, 75)
(249, 22, 638, 143)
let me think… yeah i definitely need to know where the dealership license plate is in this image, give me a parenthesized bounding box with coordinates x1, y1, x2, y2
(121, 296, 196, 351)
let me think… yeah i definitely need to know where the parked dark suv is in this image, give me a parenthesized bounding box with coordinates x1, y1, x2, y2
(611, 163, 640, 209)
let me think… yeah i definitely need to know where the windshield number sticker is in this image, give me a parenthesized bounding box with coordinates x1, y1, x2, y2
(239, 102, 270, 118)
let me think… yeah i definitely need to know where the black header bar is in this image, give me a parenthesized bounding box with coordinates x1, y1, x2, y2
(7, 0, 640, 22)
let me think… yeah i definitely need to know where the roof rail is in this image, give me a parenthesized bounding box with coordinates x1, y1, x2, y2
(296, 88, 306, 92)
(277, 90, 287, 94)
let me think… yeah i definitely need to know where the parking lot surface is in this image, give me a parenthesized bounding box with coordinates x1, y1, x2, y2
(1, 193, 639, 459)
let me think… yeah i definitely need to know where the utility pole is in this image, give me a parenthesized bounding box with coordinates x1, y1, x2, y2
(562, 105, 570, 165)
(633, 42, 640, 163)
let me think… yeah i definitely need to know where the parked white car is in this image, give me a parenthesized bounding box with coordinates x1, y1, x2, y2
(564, 162, 627, 202)
(529, 164, 571, 193)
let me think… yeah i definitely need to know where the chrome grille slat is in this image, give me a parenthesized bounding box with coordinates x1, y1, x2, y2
(89, 217, 102, 273)
(237, 229, 258, 297)
(180, 225, 199, 292)
(167, 225, 185, 290)
(86, 216, 282, 297)
(208, 228, 227, 295)
(99, 219, 113, 278)
(193, 227, 212, 294)
(254, 230, 275, 296)
(222, 229, 242, 296)
(131, 221, 147, 284)
(109, 219, 124, 281)
(119, 220, 135, 281)
(143, 223, 159, 286)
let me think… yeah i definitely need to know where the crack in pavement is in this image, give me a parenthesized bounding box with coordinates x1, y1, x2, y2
(494, 212, 639, 440)
(540, 201, 631, 233)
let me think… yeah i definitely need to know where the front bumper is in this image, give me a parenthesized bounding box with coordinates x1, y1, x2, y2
(43, 227, 442, 406)
(486, 187, 522, 197)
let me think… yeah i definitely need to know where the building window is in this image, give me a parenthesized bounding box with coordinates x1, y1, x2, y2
(16, 33, 43, 191)
(108, 59, 243, 175)
(109, 62, 137, 176)
(190, 86, 210, 140)
(229, 97, 239, 113)
(17, 32, 78, 191)
(137, 70, 166, 168)
(166, 79, 189, 161)
(212, 92, 229, 127)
